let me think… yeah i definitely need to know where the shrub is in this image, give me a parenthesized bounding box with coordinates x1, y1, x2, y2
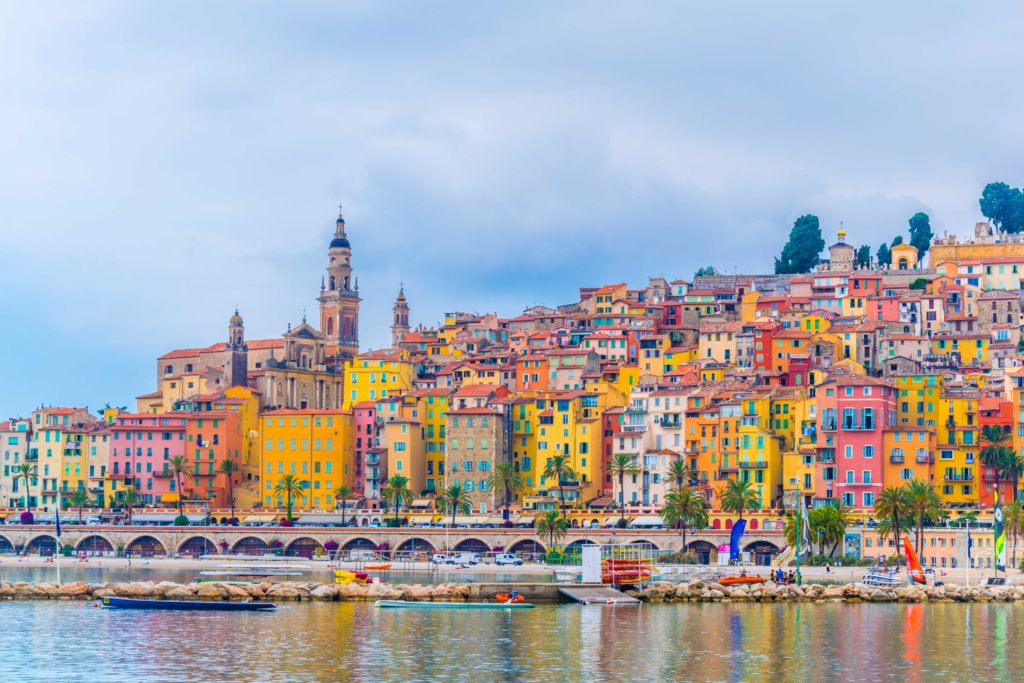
(227, 517, 240, 526)
(280, 519, 294, 528)
(174, 514, 190, 526)
(269, 539, 284, 549)
(323, 540, 340, 552)
(19, 511, 34, 524)
(218, 540, 229, 551)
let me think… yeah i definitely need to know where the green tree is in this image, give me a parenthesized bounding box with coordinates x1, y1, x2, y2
(908, 278, 928, 290)
(69, 489, 91, 524)
(661, 486, 709, 550)
(810, 503, 855, 557)
(536, 509, 569, 550)
(487, 462, 524, 526)
(908, 212, 932, 255)
(608, 453, 640, 528)
(981, 425, 1011, 500)
(437, 482, 472, 526)
(774, 214, 824, 274)
(694, 266, 719, 277)
(874, 486, 910, 563)
(121, 485, 140, 526)
(876, 242, 892, 267)
(1004, 500, 1024, 568)
(542, 455, 577, 520)
(218, 458, 239, 522)
(904, 479, 943, 557)
(333, 485, 354, 526)
(16, 462, 37, 513)
(273, 474, 304, 523)
(1002, 451, 1024, 503)
(891, 235, 903, 247)
(168, 454, 188, 516)
(719, 478, 760, 521)
(980, 182, 1024, 233)
(856, 244, 872, 269)
(382, 474, 413, 524)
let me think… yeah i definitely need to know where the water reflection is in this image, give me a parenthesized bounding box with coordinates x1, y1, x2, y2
(0, 602, 1022, 682)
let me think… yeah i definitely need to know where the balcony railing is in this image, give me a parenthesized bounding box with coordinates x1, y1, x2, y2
(915, 454, 934, 464)
(153, 470, 173, 478)
(944, 473, 974, 482)
(889, 454, 905, 464)
(739, 460, 767, 469)
(718, 466, 739, 474)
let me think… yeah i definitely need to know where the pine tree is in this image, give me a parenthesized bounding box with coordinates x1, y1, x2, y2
(908, 212, 932, 255)
(877, 242, 892, 267)
(775, 214, 824, 274)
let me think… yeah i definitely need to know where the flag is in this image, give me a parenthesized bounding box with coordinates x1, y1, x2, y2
(801, 501, 812, 556)
(967, 523, 973, 561)
(994, 491, 1006, 572)
(55, 507, 61, 538)
(729, 519, 747, 561)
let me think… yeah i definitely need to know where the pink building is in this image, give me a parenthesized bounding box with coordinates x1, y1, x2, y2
(109, 413, 187, 506)
(815, 374, 897, 510)
(352, 401, 377, 500)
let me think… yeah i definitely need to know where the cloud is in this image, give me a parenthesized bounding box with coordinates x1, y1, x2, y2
(1, 1, 1023, 415)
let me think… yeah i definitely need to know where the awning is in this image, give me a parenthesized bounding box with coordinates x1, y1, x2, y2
(410, 499, 434, 509)
(588, 496, 615, 508)
(132, 513, 208, 524)
(295, 514, 352, 526)
(516, 515, 536, 526)
(242, 514, 279, 524)
(31, 514, 57, 523)
(161, 492, 181, 503)
(629, 515, 665, 527)
(457, 515, 493, 526)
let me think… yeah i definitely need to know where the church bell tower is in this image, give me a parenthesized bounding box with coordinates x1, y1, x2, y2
(391, 286, 410, 347)
(318, 207, 361, 359)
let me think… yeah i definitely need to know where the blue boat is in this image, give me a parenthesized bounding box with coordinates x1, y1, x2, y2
(102, 596, 276, 611)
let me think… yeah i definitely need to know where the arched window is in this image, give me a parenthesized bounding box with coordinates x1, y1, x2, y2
(344, 276, 350, 290)
(327, 318, 334, 336)
(329, 276, 336, 290)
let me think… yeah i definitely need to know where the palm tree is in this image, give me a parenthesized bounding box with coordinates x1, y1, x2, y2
(536, 509, 569, 550)
(874, 486, 910, 564)
(664, 458, 691, 489)
(438, 483, 472, 526)
(542, 455, 576, 520)
(810, 503, 855, 557)
(383, 475, 413, 525)
(1002, 450, 1024, 503)
(69, 489, 91, 524)
(981, 425, 1011, 499)
(15, 463, 37, 513)
(1004, 499, 1024, 568)
(333, 485, 354, 527)
(168, 455, 188, 516)
(904, 479, 943, 556)
(719, 478, 759, 521)
(661, 486, 708, 551)
(608, 453, 640, 528)
(273, 474, 304, 523)
(218, 458, 240, 522)
(487, 462, 524, 526)
(121, 485, 140, 526)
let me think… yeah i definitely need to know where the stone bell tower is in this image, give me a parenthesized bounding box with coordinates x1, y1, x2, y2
(318, 206, 361, 359)
(391, 286, 410, 347)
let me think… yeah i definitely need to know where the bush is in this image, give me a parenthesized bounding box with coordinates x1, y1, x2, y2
(280, 519, 294, 527)
(908, 278, 928, 290)
(269, 539, 284, 549)
(384, 518, 402, 528)
(227, 517, 240, 526)
(174, 514, 190, 526)
(20, 511, 34, 524)
(323, 540, 340, 552)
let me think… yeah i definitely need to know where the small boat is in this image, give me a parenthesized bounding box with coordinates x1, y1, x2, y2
(719, 576, 766, 586)
(861, 567, 903, 587)
(334, 570, 370, 585)
(102, 596, 276, 611)
(364, 563, 392, 571)
(375, 600, 534, 610)
(495, 593, 526, 603)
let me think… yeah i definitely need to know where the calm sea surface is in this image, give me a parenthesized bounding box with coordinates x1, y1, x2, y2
(0, 601, 1021, 682)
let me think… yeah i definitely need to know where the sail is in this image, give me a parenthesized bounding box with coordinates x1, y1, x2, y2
(903, 537, 926, 585)
(994, 491, 1006, 572)
(729, 519, 747, 561)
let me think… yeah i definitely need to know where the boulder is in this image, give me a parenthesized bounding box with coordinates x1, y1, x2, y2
(112, 582, 157, 598)
(401, 585, 432, 601)
(33, 583, 57, 598)
(310, 585, 338, 601)
(266, 585, 302, 600)
(689, 580, 705, 591)
(91, 588, 115, 598)
(224, 584, 252, 600)
(195, 583, 228, 600)
(673, 584, 691, 599)
(164, 587, 195, 600)
(153, 582, 183, 597)
(336, 583, 369, 600)
(56, 582, 91, 598)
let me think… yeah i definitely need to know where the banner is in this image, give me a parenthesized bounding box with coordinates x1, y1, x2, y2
(729, 519, 747, 561)
(994, 491, 1006, 572)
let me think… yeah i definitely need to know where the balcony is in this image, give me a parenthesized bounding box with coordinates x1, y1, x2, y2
(816, 450, 835, 464)
(153, 470, 173, 478)
(684, 446, 700, 455)
(739, 460, 767, 469)
(366, 454, 381, 466)
(944, 472, 974, 482)
(915, 454, 934, 464)
(982, 472, 1001, 482)
(820, 420, 837, 432)
(660, 417, 682, 429)
(740, 417, 761, 428)
(718, 466, 739, 475)
(27, 449, 39, 460)
(889, 454, 905, 464)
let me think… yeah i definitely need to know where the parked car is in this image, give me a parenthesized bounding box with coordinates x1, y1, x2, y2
(430, 553, 449, 564)
(445, 552, 480, 566)
(494, 553, 523, 566)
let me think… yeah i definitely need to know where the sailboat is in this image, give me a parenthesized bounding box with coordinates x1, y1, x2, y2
(861, 537, 927, 587)
(903, 537, 927, 585)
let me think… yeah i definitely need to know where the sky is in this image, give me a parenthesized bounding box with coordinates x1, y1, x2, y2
(1, 1, 1023, 418)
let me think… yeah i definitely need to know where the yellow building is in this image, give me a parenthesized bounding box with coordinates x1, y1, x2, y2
(260, 409, 354, 509)
(935, 389, 980, 506)
(342, 349, 415, 409)
(376, 390, 450, 497)
(528, 391, 607, 508)
(931, 335, 989, 366)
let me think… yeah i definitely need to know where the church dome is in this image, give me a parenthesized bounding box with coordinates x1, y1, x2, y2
(230, 309, 244, 325)
(330, 236, 351, 248)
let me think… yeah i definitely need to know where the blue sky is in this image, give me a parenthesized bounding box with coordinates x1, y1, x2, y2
(1, 1, 1023, 417)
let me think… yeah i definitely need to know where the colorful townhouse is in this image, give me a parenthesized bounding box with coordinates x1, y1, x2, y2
(260, 409, 354, 510)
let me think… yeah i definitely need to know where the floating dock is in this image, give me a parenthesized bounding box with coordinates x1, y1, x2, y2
(558, 585, 640, 605)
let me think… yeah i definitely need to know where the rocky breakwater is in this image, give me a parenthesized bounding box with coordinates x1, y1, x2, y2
(0, 580, 474, 603)
(632, 580, 1024, 604)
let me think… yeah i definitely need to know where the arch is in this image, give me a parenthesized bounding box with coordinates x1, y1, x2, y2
(395, 538, 435, 556)
(285, 537, 325, 559)
(744, 541, 780, 566)
(232, 537, 270, 556)
(508, 539, 545, 556)
(327, 317, 334, 336)
(0, 535, 14, 554)
(712, 518, 721, 529)
(627, 539, 660, 550)
(687, 540, 717, 565)
(126, 535, 166, 557)
(329, 276, 336, 290)
(343, 537, 377, 551)
(26, 535, 58, 556)
(749, 518, 759, 530)
(898, 257, 909, 270)
(453, 538, 490, 554)
(76, 535, 115, 555)
(179, 536, 217, 557)
(565, 539, 595, 553)
(725, 519, 733, 530)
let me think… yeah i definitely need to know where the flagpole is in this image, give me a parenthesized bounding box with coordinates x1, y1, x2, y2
(965, 520, 970, 587)
(55, 505, 62, 586)
(794, 499, 801, 586)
